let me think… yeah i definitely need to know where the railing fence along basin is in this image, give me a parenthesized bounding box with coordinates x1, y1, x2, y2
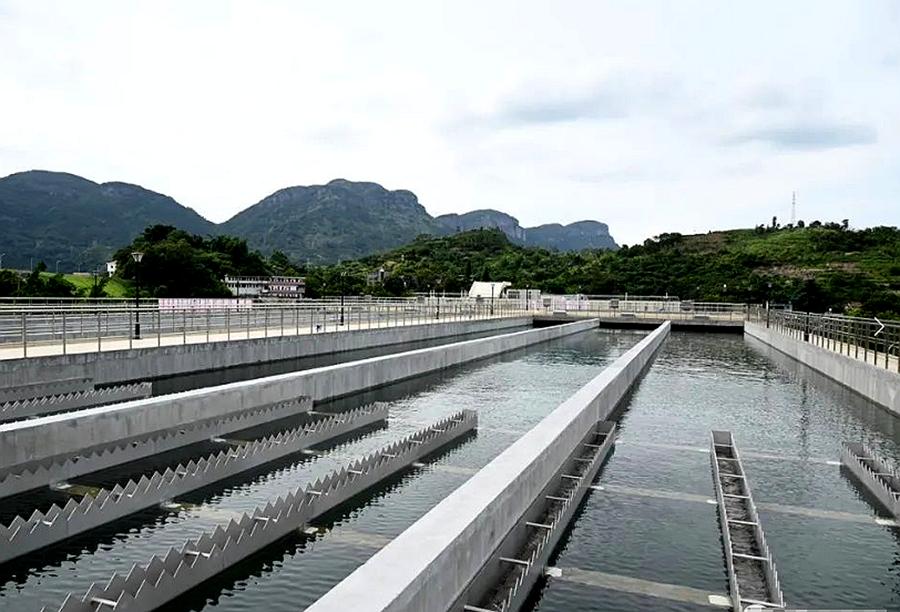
(750, 308, 900, 373)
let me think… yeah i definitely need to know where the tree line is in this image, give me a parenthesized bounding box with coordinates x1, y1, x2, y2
(3, 222, 898, 319)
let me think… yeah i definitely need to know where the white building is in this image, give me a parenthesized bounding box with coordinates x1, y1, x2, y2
(224, 275, 306, 299)
(106, 260, 118, 276)
(468, 281, 511, 299)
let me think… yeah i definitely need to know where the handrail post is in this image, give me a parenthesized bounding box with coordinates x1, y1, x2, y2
(21, 311, 27, 358)
(157, 308, 161, 347)
(96, 311, 101, 352)
(62, 310, 67, 355)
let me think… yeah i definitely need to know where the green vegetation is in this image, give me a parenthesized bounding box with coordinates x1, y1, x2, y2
(5, 219, 897, 318)
(0, 170, 213, 271)
(307, 225, 900, 318)
(53, 273, 131, 298)
(0, 263, 80, 297)
(113, 225, 297, 297)
(1, 171, 618, 270)
(221, 179, 443, 264)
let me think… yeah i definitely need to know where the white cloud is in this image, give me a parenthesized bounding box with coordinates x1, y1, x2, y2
(0, 0, 898, 246)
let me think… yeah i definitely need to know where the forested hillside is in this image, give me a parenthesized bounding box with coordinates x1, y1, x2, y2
(307, 224, 900, 317)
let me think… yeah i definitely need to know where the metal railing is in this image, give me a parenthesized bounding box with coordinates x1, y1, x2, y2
(533, 298, 748, 321)
(749, 308, 900, 373)
(0, 298, 524, 359)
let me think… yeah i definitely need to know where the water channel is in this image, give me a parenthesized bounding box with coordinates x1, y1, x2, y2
(2, 328, 898, 611)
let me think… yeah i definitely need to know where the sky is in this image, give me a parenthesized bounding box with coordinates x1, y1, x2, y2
(0, 1, 898, 246)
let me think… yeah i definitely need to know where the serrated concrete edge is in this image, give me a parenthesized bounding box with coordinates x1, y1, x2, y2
(0, 382, 153, 423)
(0, 403, 387, 564)
(841, 440, 900, 518)
(42, 410, 477, 612)
(0, 377, 94, 404)
(0, 397, 312, 499)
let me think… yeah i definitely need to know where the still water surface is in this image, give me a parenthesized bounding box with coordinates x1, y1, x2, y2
(533, 332, 900, 611)
(0, 328, 638, 611)
(4, 329, 899, 611)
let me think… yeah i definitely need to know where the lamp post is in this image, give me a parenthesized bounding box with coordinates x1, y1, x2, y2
(55, 260, 61, 274)
(131, 251, 144, 339)
(490, 283, 495, 316)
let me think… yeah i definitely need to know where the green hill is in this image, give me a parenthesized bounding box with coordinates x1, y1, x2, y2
(0, 170, 214, 271)
(307, 225, 900, 317)
(1, 171, 619, 270)
(220, 179, 443, 264)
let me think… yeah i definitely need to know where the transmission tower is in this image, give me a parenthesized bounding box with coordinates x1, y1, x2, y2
(790, 191, 796, 225)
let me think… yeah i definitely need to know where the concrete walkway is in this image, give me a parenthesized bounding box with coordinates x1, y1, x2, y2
(0, 314, 506, 361)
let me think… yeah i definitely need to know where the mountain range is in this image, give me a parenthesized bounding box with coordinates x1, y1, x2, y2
(0, 170, 618, 270)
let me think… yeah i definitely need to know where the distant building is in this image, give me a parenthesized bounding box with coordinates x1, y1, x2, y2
(106, 261, 118, 276)
(506, 288, 541, 305)
(366, 267, 388, 286)
(468, 281, 511, 299)
(224, 275, 306, 299)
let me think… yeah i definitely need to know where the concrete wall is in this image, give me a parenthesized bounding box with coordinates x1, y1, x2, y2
(0, 316, 531, 391)
(305, 321, 671, 612)
(745, 320, 899, 414)
(0, 319, 595, 468)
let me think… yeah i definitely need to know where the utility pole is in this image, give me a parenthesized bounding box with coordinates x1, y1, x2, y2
(790, 191, 796, 225)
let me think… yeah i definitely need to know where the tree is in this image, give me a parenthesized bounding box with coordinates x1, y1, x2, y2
(114, 225, 273, 298)
(269, 250, 299, 276)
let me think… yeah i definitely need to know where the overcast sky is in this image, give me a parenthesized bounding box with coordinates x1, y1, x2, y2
(1, 1, 898, 246)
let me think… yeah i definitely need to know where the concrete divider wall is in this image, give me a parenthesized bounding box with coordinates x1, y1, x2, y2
(745, 321, 899, 414)
(0, 319, 595, 468)
(0, 316, 532, 390)
(306, 321, 671, 612)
